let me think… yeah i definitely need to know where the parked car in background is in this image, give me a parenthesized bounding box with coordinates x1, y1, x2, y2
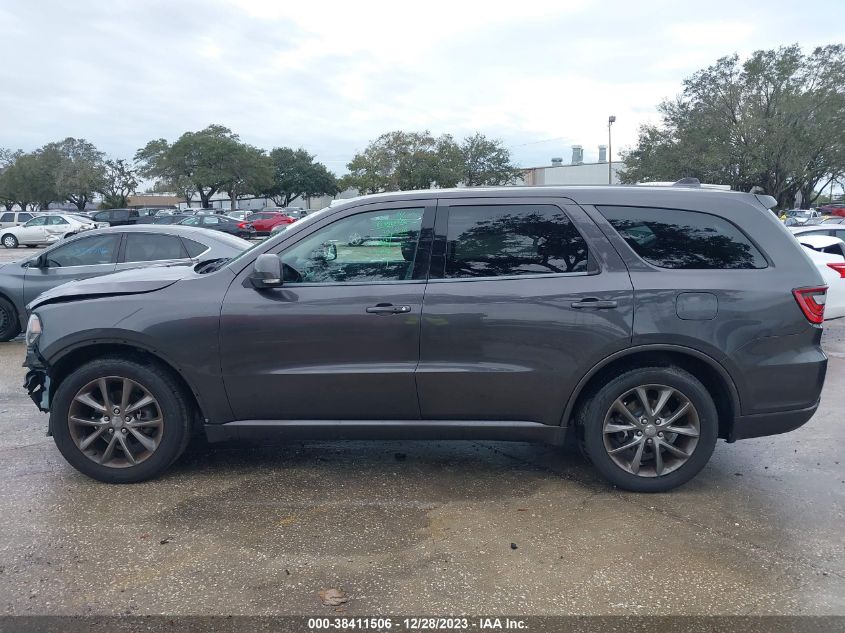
(178, 214, 256, 238)
(796, 234, 845, 259)
(89, 208, 140, 226)
(0, 225, 250, 341)
(1, 214, 97, 248)
(0, 210, 35, 229)
(819, 203, 845, 217)
(783, 209, 822, 226)
(151, 214, 192, 225)
(791, 224, 845, 242)
(22, 185, 827, 491)
(801, 244, 845, 320)
(245, 211, 295, 235)
(225, 210, 250, 221)
(823, 217, 845, 225)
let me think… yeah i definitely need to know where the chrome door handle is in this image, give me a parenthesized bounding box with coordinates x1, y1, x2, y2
(571, 298, 618, 309)
(366, 304, 412, 314)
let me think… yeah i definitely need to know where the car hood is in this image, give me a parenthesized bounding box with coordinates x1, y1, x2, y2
(27, 263, 196, 311)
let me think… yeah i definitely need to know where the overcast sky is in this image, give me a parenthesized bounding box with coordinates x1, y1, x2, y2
(1, 0, 843, 173)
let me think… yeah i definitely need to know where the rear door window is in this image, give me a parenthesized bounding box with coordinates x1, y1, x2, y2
(597, 206, 767, 269)
(443, 204, 589, 278)
(123, 233, 188, 262)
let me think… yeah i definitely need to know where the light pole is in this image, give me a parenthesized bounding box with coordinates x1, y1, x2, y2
(608, 115, 616, 184)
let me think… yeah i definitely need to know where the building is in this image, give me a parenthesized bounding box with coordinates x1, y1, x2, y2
(520, 144, 626, 186)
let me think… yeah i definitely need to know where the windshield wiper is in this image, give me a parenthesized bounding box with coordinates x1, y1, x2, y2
(195, 258, 229, 274)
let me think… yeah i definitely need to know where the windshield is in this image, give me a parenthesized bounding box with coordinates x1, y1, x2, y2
(214, 206, 332, 272)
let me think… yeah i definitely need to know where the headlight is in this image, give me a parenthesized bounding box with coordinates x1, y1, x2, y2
(25, 313, 42, 348)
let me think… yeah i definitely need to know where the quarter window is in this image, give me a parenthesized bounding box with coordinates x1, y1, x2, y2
(44, 234, 120, 267)
(182, 238, 208, 258)
(280, 208, 424, 283)
(597, 206, 767, 270)
(124, 233, 187, 262)
(444, 204, 589, 278)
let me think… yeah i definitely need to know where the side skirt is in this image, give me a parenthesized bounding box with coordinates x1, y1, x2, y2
(204, 420, 568, 445)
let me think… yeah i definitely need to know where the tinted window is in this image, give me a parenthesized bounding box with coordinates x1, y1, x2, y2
(597, 206, 767, 270)
(444, 204, 589, 278)
(93, 211, 110, 222)
(18, 213, 32, 221)
(0, 213, 14, 222)
(44, 234, 119, 267)
(111, 210, 130, 221)
(124, 233, 187, 262)
(281, 208, 423, 283)
(183, 238, 208, 258)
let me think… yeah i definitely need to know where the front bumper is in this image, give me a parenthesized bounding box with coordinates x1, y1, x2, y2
(23, 347, 51, 413)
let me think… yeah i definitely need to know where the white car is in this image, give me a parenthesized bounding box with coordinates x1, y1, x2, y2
(798, 237, 845, 320)
(0, 213, 98, 248)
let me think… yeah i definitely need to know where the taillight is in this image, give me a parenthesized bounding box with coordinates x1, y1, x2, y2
(826, 262, 845, 278)
(238, 222, 246, 229)
(793, 286, 827, 324)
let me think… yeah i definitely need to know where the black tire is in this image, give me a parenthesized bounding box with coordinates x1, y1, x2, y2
(0, 296, 21, 341)
(578, 366, 718, 493)
(50, 357, 192, 483)
(2, 234, 18, 249)
(25, 244, 38, 248)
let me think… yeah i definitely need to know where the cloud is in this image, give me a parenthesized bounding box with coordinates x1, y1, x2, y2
(0, 0, 842, 172)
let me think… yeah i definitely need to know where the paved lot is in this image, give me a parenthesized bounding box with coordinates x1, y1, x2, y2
(0, 323, 842, 616)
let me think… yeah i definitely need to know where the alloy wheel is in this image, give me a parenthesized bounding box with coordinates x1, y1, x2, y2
(602, 384, 700, 478)
(3, 236, 17, 248)
(67, 376, 164, 468)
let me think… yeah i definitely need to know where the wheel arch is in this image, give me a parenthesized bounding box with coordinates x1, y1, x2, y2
(48, 341, 207, 433)
(563, 345, 740, 440)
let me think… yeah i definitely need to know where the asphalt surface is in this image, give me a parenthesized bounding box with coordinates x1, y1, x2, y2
(0, 255, 842, 616)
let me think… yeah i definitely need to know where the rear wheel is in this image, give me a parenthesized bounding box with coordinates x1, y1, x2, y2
(578, 366, 718, 492)
(2, 234, 18, 248)
(0, 296, 21, 341)
(51, 357, 191, 483)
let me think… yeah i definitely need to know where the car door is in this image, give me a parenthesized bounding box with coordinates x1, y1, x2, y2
(23, 233, 121, 306)
(114, 231, 191, 272)
(416, 197, 634, 426)
(45, 215, 71, 239)
(220, 199, 436, 421)
(17, 216, 49, 244)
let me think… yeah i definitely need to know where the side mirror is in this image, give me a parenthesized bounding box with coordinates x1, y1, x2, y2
(34, 254, 47, 268)
(249, 253, 283, 289)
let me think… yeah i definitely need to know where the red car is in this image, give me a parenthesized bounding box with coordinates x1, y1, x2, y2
(820, 204, 845, 218)
(244, 211, 295, 235)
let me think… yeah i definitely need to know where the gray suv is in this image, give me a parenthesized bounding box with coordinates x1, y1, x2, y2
(23, 185, 828, 491)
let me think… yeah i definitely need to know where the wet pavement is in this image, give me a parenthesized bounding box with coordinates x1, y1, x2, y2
(0, 327, 842, 616)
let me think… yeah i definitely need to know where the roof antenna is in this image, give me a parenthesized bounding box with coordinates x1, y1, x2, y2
(672, 177, 701, 188)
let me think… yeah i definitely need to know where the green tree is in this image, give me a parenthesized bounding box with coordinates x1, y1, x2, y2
(0, 149, 24, 211)
(41, 138, 106, 211)
(0, 152, 59, 211)
(342, 131, 519, 194)
(459, 133, 521, 186)
(135, 125, 247, 209)
(266, 147, 338, 206)
(99, 159, 138, 209)
(222, 145, 274, 211)
(621, 44, 845, 208)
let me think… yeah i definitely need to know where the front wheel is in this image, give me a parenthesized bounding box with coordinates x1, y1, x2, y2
(0, 296, 21, 341)
(51, 357, 191, 483)
(2, 234, 18, 249)
(578, 366, 718, 492)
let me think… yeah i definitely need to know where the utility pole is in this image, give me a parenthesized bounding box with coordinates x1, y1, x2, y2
(608, 115, 616, 184)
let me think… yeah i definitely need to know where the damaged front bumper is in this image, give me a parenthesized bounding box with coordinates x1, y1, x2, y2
(23, 348, 51, 414)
